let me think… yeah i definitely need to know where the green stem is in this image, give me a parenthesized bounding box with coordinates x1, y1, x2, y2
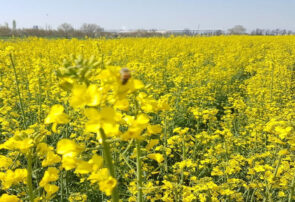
(60, 171, 64, 202)
(136, 140, 143, 202)
(9, 53, 27, 128)
(267, 155, 282, 201)
(38, 77, 43, 123)
(273, 155, 282, 178)
(193, 122, 200, 161)
(27, 152, 34, 202)
(288, 171, 295, 202)
(65, 171, 69, 198)
(270, 61, 274, 102)
(180, 135, 186, 185)
(163, 113, 168, 173)
(250, 189, 257, 202)
(100, 128, 119, 202)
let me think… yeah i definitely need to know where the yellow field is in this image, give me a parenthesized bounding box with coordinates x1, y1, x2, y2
(0, 36, 295, 201)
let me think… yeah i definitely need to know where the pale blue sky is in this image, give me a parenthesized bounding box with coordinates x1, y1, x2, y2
(0, 0, 294, 31)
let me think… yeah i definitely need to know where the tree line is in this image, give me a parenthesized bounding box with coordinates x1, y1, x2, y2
(0, 22, 106, 38)
(0, 22, 294, 38)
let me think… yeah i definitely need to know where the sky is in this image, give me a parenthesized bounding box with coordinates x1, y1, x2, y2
(0, 0, 294, 31)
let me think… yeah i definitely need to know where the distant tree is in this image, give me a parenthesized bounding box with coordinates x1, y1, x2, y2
(251, 28, 264, 35)
(0, 25, 11, 37)
(272, 29, 280, 35)
(214, 30, 224, 36)
(12, 20, 16, 30)
(228, 25, 246, 35)
(80, 23, 104, 37)
(45, 24, 52, 31)
(280, 29, 287, 35)
(183, 28, 191, 35)
(149, 29, 157, 32)
(58, 23, 74, 32)
(58, 23, 74, 38)
(265, 29, 271, 35)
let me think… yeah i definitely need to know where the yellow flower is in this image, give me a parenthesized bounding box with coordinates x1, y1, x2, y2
(147, 124, 162, 135)
(278, 191, 286, 197)
(16, 138, 34, 154)
(0, 155, 13, 169)
(146, 139, 159, 151)
(116, 78, 144, 99)
(75, 160, 92, 174)
(37, 143, 53, 157)
(56, 139, 84, 171)
(88, 154, 103, 172)
(253, 165, 265, 173)
(278, 149, 289, 156)
(56, 139, 84, 158)
(61, 156, 78, 171)
(137, 114, 150, 125)
(44, 104, 69, 132)
(14, 169, 28, 183)
(88, 168, 110, 184)
(0, 169, 27, 189)
(98, 176, 117, 196)
(121, 114, 150, 141)
(70, 84, 100, 108)
(173, 127, 189, 136)
(44, 184, 59, 199)
(69, 193, 87, 202)
(0, 194, 20, 202)
(137, 93, 158, 113)
(42, 151, 61, 167)
(211, 166, 224, 176)
(114, 99, 129, 111)
(147, 153, 164, 164)
(157, 97, 170, 111)
(59, 77, 75, 91)
(85, 107, 120, 137)
(39, 167, 59, 187)
(0, 137, 33, 154)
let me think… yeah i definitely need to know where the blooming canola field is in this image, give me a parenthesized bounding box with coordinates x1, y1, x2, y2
(0, 36, 295, 201)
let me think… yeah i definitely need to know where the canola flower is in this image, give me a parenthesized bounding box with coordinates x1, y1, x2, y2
(0, 36, 295, 201)
(44, 104, 69, 132)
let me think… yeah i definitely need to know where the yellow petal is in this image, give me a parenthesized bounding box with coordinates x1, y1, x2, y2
(147, 153, 164, 163)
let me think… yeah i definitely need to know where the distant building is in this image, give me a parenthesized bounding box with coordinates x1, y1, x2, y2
(155, 30, 169, 34)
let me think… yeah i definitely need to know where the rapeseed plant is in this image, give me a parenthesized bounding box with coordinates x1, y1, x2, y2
(0, 36, 295, 201)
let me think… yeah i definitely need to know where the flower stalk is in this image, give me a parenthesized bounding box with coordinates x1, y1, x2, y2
(136, 140, 143, 202)
(100, 128, 119, 202)
(10, 53, 27, 128)
(288, 171, 295, 202)
(26, 151, 34, 202)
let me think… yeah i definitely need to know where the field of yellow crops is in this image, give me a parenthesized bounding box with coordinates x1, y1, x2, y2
(0, 36, 295, 201)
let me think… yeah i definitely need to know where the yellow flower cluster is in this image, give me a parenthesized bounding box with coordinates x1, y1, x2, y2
(1, 36, 295, 201)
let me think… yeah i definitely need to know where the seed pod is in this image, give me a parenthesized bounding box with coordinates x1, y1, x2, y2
(120, 67, 131, 85)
